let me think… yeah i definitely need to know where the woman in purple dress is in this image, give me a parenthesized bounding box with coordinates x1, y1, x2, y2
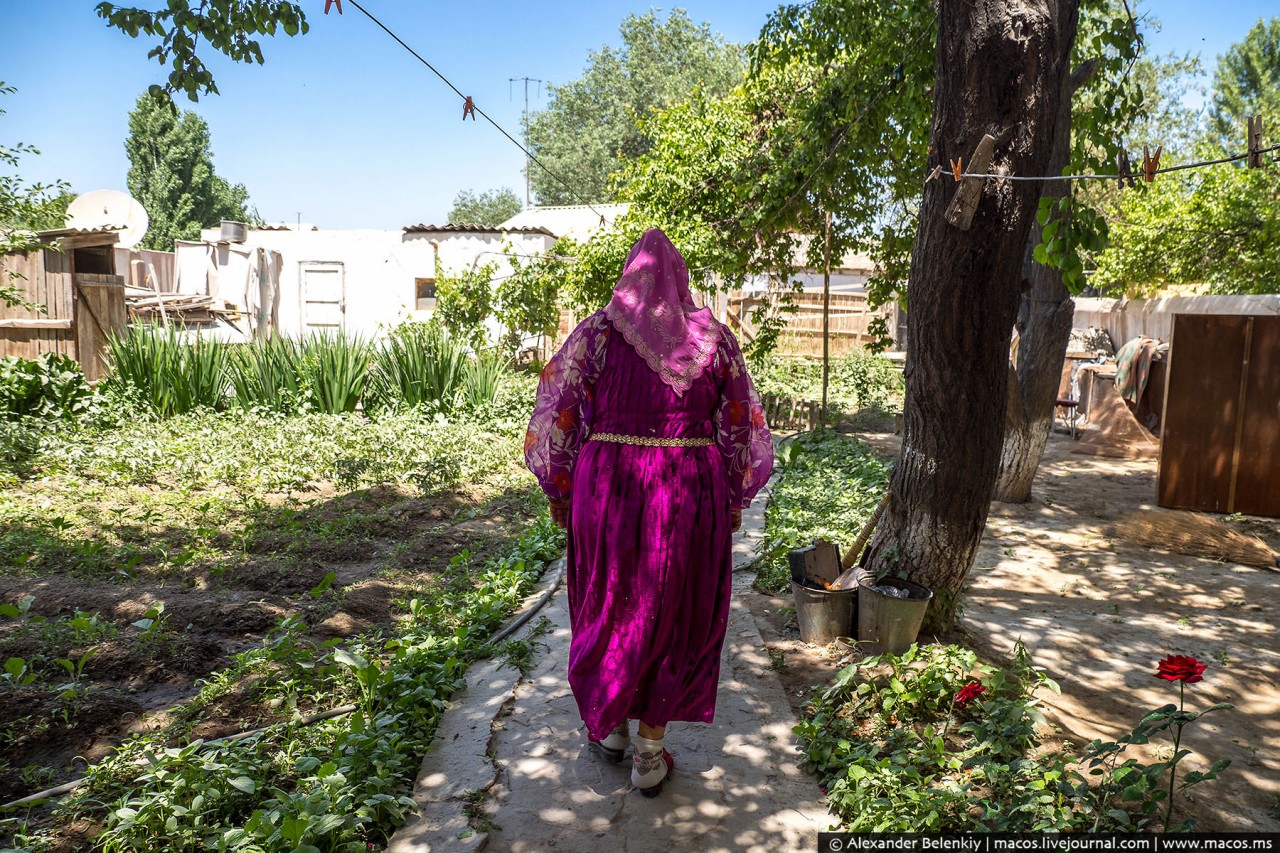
(524, 229, 773, 797)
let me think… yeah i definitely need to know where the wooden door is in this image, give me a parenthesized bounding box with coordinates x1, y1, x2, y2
(300, 262, 345, 334)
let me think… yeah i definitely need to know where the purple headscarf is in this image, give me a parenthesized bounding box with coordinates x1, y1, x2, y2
(604, 229, 720, 395)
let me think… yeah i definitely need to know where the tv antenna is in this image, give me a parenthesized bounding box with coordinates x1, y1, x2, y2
(509, 76, 545, 207)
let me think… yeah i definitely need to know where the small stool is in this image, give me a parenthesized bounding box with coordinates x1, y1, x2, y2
(1055, 398, 1079, 439)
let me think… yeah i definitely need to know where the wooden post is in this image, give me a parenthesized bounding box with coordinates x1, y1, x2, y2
(821, 209, 832, 428)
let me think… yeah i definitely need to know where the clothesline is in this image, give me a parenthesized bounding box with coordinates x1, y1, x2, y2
(341, 0, 616, 228)
(944, 142, 1280, 183)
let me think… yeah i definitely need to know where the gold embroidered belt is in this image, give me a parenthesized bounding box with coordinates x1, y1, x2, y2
(589, 432, 713, 448)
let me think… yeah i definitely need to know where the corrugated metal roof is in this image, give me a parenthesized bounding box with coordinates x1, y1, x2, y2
(35, 225, 126, 237)
(402, 223, 555, 237)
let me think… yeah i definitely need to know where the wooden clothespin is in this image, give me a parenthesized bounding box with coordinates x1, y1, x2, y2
(1247, 114, 1264, 168)
(324, 0, 341, 14)
(1142, 144, 1162, 183)
(945, 134, 996, 231)
(926, 164, 943, 185)
(1116, 149, 1137, 188)
(949, 157, 964, 182)
(462, 96, 477, 121)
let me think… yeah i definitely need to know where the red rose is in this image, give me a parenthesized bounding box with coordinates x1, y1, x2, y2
(1155, 654, 1206, 684)
(728, 400, 746, 423)
(750, 404, 766, 428)
(552, 472, 572, 495)
(955, 682, 985, 707)
(555, 408, 576, 430)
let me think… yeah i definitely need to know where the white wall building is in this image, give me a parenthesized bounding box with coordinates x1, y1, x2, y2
(173, 223, 554, 339)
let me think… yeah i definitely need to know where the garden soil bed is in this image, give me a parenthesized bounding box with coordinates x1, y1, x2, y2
(747, 428, 1279, 832)
(0, 480, 539, 807)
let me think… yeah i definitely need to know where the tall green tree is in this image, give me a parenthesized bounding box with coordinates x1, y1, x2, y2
(98, 1, 309, 102)
(1093, 20, 1280, 297)
(526, 9, 745, 205)
(1208, 16, 1280, 149)
(125, 92, 252, 250)
(447, 188, 522, 227)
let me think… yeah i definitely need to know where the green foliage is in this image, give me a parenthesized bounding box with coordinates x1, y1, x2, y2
(297, 332, 371, 415)
(797, 642, 1230, 832)
(447, 188, 522, 227)
(1090, 17, 1280, 296)
(97, 1, 310, 102)
(757, 430, 891, 593)
(752, 352, 904, 417)
(125, 91, 253, 250)
(229, 334, 307, 413)
(0, 354, 93, 420)
(108, 324, 229, 417)
(1, 83, 73, 309)
(367, 322, 469, 414)
(1208, 17, 1280, 151)
(77, 520, 566, 852)
(1093, 161, 1280, 295)
(526, 9, 745, 204)
(435, 262, 498, 349)
(495, 249, 564, 353)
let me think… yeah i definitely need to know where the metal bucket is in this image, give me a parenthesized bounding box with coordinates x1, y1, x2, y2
(791, 580, 856, 646)
(856, 578, 933, 656)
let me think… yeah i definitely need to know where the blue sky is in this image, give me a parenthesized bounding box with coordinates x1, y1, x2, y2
(1, 1, 1276, 230)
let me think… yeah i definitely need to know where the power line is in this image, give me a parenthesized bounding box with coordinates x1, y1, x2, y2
(343, 0, 614, 226)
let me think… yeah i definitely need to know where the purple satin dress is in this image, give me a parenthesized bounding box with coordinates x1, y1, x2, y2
(525, 311, 773, 739)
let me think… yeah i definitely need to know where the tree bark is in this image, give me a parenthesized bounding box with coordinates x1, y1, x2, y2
(863, 0, 1081, 631)
(993, 60, 1097, 503)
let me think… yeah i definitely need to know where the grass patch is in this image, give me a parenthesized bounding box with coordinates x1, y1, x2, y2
(756, 430, 891, 593)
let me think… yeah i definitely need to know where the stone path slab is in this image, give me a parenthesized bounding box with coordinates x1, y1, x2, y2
(389, 489, 829, 851)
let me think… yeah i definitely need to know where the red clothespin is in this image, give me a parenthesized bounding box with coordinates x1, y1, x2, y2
(949, 157, 964, 182)
(1247, 114, 1264, 168)
(324, 0, 341, 14)
(1142, 144, 1162, 183)
(462, 96, 477, 121)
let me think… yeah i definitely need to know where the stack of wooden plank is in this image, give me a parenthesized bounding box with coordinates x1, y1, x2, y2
(125, 289, 244, 323)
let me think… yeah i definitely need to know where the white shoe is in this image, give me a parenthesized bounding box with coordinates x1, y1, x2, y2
(588, 721, 629, 763)
(631, 735, 674, 797)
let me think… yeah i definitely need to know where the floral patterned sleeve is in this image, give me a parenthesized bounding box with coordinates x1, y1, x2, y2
(524, 312, 611, 501)
(713, 327, 774, 509)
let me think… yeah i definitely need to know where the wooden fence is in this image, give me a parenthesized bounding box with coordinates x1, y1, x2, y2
(1, 238, 127, 382)
(726, 290, 895, 357)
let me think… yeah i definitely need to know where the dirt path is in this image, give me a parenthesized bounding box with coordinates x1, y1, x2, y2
(756, 430, 1279, 832)
(963, 435, 1279, 831)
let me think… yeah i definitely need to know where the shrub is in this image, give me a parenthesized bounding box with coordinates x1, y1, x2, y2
(229, 335, 307, 413)
(753, 350, 903, 415)
(367, 322, 468, 413)
(107, 324, 228, 417)
(0, 353, 93, 420)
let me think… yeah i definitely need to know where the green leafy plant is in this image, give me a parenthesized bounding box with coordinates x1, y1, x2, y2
(435, 262, 499, 350)
(367, 322, 469, 413)
(757, 430, 890, 592)
(1081, 654, 1233, 831)
(107, 324, 229, 417)
(229, 334, 307, 413)
(0, 354, 93, 420)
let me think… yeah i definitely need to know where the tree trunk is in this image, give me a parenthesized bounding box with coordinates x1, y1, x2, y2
(994, 60, 1098, 503)
(863, 0, 1081, 632)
